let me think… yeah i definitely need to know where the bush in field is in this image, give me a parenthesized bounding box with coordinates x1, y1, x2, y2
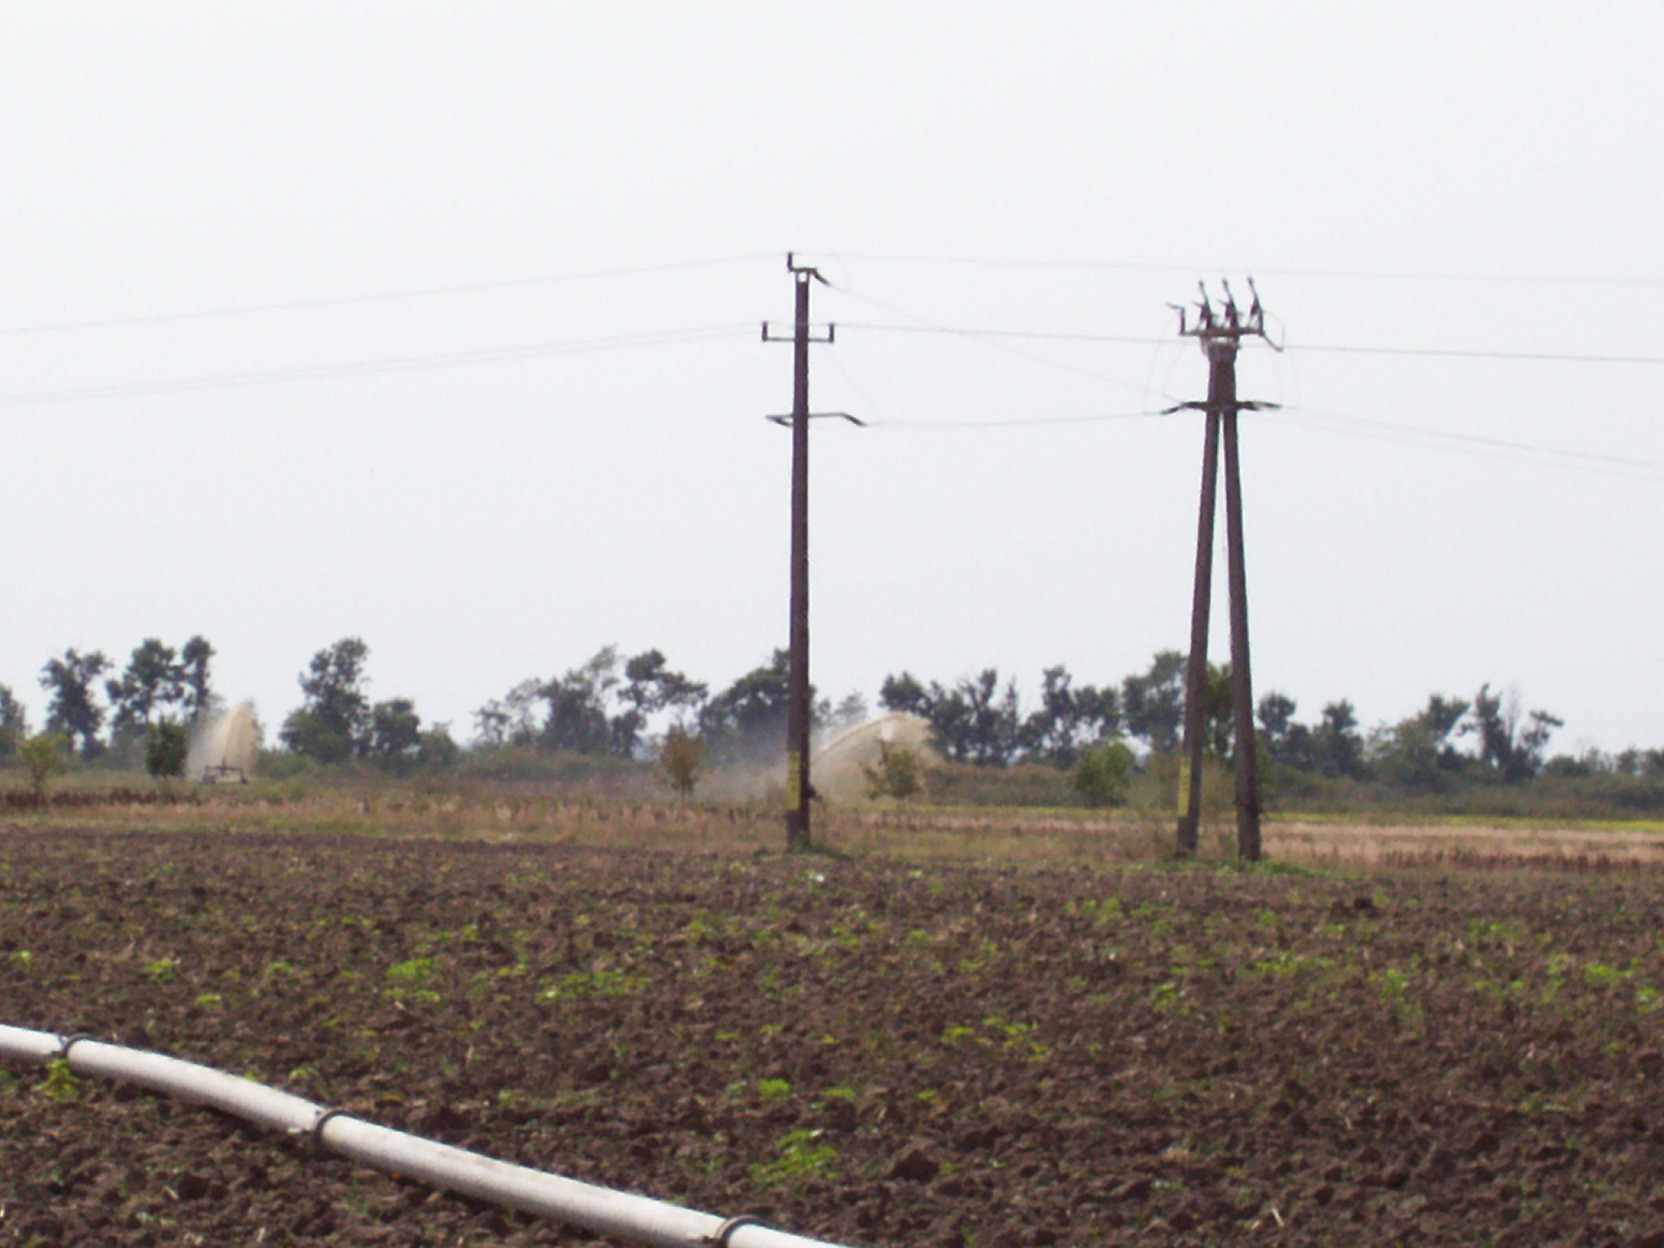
(1072, 739, 1134, 808)
(863, 739, 925, 802)
(144, 720, 188, 781)
(659, 726, 708, 798)
(19, 733, 68, 798)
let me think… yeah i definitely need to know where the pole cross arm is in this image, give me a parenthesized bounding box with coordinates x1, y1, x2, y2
(766, 412, 865, 427)
(762, 322, 835, 344)
(1161, 400, 1281, 416)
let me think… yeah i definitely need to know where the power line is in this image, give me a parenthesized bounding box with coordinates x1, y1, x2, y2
(841, 321, 1169, 347)
(820, 252, 1664, 288)
(826, 283, 1165, 398)
(1266, 406, 1664, 480)
(843, 320, 1664, 366)
(0, 255, 776, 337)
(1273, 341, 1664, 366)
(864, 410, 1167, 430)
(0, 324, 753, 408)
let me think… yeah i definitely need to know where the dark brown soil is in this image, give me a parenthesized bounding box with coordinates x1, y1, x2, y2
(3, 828, 1664, 1246)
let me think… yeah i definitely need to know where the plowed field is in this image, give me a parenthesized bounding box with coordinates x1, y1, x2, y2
(3, 828, 1664, 1247)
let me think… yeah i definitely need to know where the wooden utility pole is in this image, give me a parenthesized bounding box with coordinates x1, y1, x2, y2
(762, 255, 857, 851)
(1170, 281, 1276, 861)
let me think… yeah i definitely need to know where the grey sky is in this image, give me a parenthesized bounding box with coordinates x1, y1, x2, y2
(2, 4, 1659, 753)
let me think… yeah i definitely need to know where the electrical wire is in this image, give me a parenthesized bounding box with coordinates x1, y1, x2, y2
(825, 282, 1168, 399)
(1264, 406, 1664, 481)
(0, 324, 753, 409)
(819, 252, 1664, 288)
(824, 347, 890, 426)
(0, 255, 776, 337)
(843, 320, 1663, 367)
(840, 321, 1170, 347)
(1268, 341, 1664, 366)
(863, 410, 1169, 430)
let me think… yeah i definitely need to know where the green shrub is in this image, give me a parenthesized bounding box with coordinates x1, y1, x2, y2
(145, 720, 189, 780)
(1073, 739, 1134, 808)
(862, 739, 925, 801)
(18, 733, 68, 798)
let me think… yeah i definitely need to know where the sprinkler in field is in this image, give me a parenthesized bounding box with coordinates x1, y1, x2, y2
(189, 703, 258, 784)
(200, 756, 248, 784)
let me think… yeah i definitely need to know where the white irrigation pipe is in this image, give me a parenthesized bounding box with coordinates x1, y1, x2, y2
(0, 1023, 851, 1248)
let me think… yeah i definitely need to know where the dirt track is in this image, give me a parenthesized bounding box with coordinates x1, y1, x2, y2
(3, 828, 1664, 1246)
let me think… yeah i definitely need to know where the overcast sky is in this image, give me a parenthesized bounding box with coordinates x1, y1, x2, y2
(1, 4, 1659, 755)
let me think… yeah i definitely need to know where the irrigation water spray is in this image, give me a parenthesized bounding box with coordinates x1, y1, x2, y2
(186, 702, 258, 781)
(810, 713, 934, 804)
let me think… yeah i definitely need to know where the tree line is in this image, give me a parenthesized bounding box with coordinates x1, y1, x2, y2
(6, 636, 1661, 796)
(0, 637, 215, 765)
(876, 650, 1646, 791)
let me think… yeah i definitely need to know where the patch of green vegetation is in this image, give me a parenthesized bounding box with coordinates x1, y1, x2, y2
(1583, 962, 1630, 987)
(1468, 918, 1532, 948)
(1541, 952, 1576, 1004)
(757, 1077, 792, 1101)
(537, 968, 646, 1002)
(35, 1059, 81, 1103)
(384, 956, 440, 1003)
(1251, 949, 1336, 979)
(751, 1129, 838, 1186)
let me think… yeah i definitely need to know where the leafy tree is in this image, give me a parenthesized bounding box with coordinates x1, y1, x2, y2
(478, 647, 709, 759)
(106, 639, 183, 742)
(622, 649, 706, 716)
(367, 698, 424, 773)
(1201, 662, 1235, 759)
(474, 679, 544, 748)
(1540, 749, 1612, 780)
(882, 665, 1120, 768)
(144, 720, 189, 781)
(19, 733, 67, 798)
(700, 649, 796, 754)
(280, 637, 371, 763)
(541, 647, 624, 755)
(1121, 650, 1185, 753)
(179, 636, 216, 721)
(614, 649, 707, 757)
(1371, 693, 1471, 791)
(1072, 738, 1135, 808)
(659, 725, 708, 797)
(1471, 684, 1562, 783)
(0, 684, 27, 761)
(1312, 700, 1367, 779)
(928, 670, 1022, 765)
(1019, 665, 1120, 768)
(828, 691, 868, 734)
(40, 649, 111, 760)
(1257, 692, 1316, 769)
(417, 724, 460, 770)
(1615, 748, 1664, 779)
(877, 672, 931, 719)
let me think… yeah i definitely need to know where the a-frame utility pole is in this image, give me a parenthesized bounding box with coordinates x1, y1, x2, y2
(762, 254, 859, 852)
(1170, 280, 1277, 862)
